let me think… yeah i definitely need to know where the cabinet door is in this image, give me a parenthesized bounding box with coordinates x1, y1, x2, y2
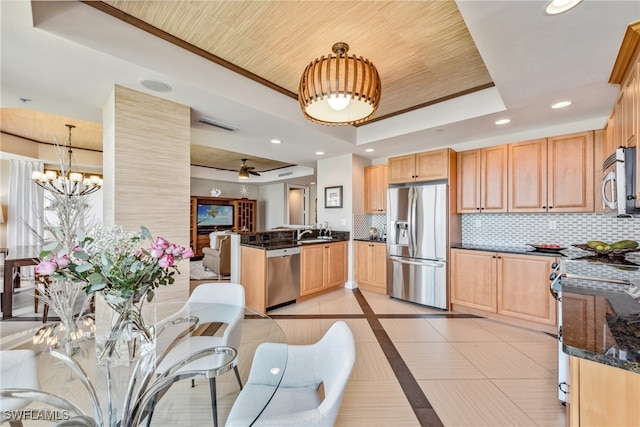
(481, 145, 508, 212)
(457, 149, 481, 213)
(364, 164, 388, 213)
(325, 241, 347, 289)
(450, 249, 497, 312)
(388, 154, 416, 184)
(508, 139, 547, 212)
(623, 68, 637, 148)
(497, 253, 556, 325)
(547, 131, 594, 212)
(354, 241, 371, 284)
(415, 149, 449, 181)
(300, 245, 326, 296)
(371, 242, 387, 290)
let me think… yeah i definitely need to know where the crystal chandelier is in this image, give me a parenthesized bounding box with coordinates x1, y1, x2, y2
(31, 124, 103, 196)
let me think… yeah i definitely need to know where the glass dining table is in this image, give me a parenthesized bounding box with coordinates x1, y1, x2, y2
(0, 302, 288, 426)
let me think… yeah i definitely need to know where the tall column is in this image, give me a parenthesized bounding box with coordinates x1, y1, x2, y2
(103, 85, 191, 300)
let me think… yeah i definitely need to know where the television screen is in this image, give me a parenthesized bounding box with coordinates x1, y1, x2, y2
(197, 204, 234, 227)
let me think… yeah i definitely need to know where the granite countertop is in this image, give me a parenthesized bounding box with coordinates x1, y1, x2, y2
(241, 238, 349, 250)
(353, 238, 387, 243)
(451, 243, 564, 258)
(562, 285, 640, 373)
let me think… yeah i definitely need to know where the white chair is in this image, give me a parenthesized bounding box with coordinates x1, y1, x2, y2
(0, 349, 41, 427)
(151, 282, 245, 427)
(226, 321, 356, 427)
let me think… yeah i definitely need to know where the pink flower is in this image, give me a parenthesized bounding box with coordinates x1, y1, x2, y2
(158, 254, 175, 268)
(151, 237, 170, 258)
(182, 247, 194, 259)
(167, 244, 183, 256)
(35, 260, 57, 275)
(55, 255, 71, 268)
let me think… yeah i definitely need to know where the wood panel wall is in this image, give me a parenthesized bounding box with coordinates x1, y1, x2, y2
(102, 85, 191, 300)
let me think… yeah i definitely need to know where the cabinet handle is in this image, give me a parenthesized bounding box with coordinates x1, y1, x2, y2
(476, 207, 480, 210)
(497, 256, 501, 259)
(542, 206, 546, 209)
(492, 256, 496, 258)
(548, 206, 553, 209)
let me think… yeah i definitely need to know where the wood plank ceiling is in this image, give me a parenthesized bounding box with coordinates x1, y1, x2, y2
(2, 1, 492, 173)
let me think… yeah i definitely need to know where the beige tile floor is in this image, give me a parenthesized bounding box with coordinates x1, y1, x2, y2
(0, 284, 566, 426)
(268, 288, 566, 427)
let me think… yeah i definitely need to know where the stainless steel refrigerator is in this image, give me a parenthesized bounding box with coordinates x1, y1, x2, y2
(387, 183, 448, 309)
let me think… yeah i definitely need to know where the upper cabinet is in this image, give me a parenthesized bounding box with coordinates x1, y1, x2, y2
(607, 21, 640, 207)
(457, 145, 508, 213)
(364, 164, 388, 213)
(388, 148, 455, 184)
(508, 132, 594, 213)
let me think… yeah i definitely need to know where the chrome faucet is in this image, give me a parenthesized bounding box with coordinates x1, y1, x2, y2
(297, 229, 313, 240)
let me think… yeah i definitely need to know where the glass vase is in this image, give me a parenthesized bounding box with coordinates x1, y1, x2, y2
(34, 278, 91, 353)
(94, 288, 156, 366)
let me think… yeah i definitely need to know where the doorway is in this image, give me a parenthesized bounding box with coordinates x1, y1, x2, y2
(287, 185, 309, 225)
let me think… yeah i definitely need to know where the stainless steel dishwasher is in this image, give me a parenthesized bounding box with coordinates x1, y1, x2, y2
(266, 247, 301, 309)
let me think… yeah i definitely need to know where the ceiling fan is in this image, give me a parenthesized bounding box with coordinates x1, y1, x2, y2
(238, 158, 261, 179)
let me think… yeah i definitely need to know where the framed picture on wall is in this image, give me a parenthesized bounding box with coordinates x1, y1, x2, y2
(325, 185, 343, 208)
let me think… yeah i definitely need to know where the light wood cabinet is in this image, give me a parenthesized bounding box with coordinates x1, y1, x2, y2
(457, 145, 508, 213)
(300, 241, 347, 297)
(451, 249, 557, 328)
(364, 164, 388, 213)
(388, 148, 454, 184)
(450, 249, 497, 312)
(497, 253, 556, 326)
(240, 246, 267, 314)
(354, 241, 387, 293)
(607, 22, 640, 207)
(568, 356, 640, 426)
(508, 132, 594, 213)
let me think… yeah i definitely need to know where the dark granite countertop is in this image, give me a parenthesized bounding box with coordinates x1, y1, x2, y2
(562, 285, 640, 373)
(451, 243, 564, 258)
(241, 238, 349, 250)
(353, 238, 387, 243)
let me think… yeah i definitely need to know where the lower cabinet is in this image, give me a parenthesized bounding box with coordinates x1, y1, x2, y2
(451, 249, 557, 328)
(568, 356, 640, 426)
(354, 241, 387, 293)
(300, 241, 347, 297)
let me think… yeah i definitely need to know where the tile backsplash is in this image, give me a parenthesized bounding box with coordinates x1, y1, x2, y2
(461, 213, 640, 247)
(353, 213, 386, 239)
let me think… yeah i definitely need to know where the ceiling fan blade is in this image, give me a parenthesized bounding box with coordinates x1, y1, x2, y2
(249, 170, 261, 176)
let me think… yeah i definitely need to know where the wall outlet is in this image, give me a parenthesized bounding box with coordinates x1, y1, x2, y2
(475, 219, 482, 228)
(549, 220, 557, 230)
(340, 218, 347, 226)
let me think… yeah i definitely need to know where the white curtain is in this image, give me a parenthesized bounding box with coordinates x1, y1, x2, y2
(8, 159, 44, 247)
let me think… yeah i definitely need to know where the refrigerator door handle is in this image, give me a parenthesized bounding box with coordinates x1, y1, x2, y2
(389, 255, 446, 268)
(408, 187, 417, 257)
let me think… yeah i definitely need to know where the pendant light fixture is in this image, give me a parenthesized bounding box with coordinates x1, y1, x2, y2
(298, 42, 381, 125)
(31, 124, 103, 196)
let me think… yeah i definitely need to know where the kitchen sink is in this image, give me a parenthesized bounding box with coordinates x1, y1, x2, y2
(297, 238, 333, 244)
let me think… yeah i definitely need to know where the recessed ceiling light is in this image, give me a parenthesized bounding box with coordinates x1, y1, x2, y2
(544, 0, 583, 15)
(270, 139, 282, 144)
(140, 79, 172, 93)
(315, 151, 324, 156)
(495, 119, 511, 125)
(551, 101, 573, 109)
(365, 148, 374, 153)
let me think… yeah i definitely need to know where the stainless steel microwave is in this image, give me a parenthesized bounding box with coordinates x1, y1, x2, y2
(602, 146, 640, 217)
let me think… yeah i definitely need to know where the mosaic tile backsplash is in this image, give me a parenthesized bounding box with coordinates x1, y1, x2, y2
(461, 213, 640, 248)
(353, 213, 387, 239)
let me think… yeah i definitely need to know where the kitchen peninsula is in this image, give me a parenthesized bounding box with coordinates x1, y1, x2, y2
(239, 229, 349, 313)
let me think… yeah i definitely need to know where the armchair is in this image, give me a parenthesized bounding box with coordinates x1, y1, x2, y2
(202, 232, 231, 276)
